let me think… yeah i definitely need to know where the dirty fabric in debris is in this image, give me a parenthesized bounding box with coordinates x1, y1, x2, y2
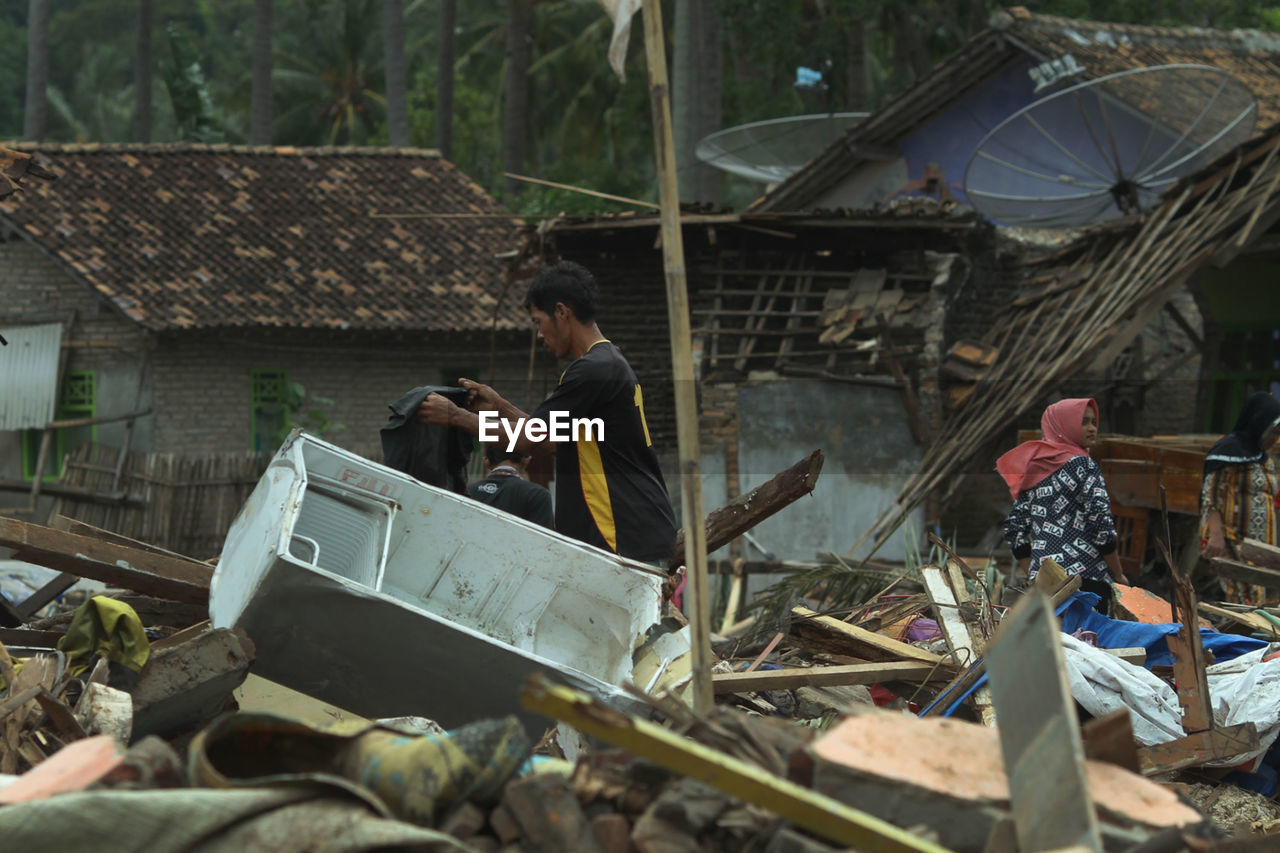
(1058, 591, 1267, 667)
(56, 596, 150, 678)
(1062, 631, 1280, 764)
(0, 787, 468, 853)
(1060, 631, 1186, 745)
(380, 386, 473, 494)
(189, 711, 530, 827)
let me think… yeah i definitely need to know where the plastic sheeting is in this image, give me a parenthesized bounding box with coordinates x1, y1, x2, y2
(1058, 591, 1267, 667)
(1062, 631, 1280, 766)
(1060, 632, 1186, 746)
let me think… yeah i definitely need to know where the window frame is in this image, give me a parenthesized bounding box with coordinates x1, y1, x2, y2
(21, 370, 97, 482)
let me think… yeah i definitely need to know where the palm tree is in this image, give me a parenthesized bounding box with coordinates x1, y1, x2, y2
(47, 42, 136, 142)
(23, 0, 51, 141)
(134, 0, 152, 142)
(502, 0, 533, 196)
(274, 0, 386, 146)
(436, 0, 456, 158)
(251, 0, 273, 145)
(383, 0, 409, 146)
(673, 0, 722, 204)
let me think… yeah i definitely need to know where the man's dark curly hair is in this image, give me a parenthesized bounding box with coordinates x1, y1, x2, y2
(523, 260, 599, 322)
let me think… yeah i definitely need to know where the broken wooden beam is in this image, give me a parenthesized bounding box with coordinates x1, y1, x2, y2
(0, 518, 212, 605)
(520, 675, 949, 853)
(1136, 723, 1260, 776)
(713, 661, 950, 694)
(1238, 538, 1280, 570)
(922, 565, 995, 726)
(789, 605, 957, 670)
(1167, 560, 1212, 733)
(1210, 557, 1280, 591)
(50, 515, 212, 565)
(985, 592, 1103, 853)
(669, 450, 824, 570)
(1197, 602, 1280, 639)
(0, 629, 64, 650)
(1082, 709, 1141, 774)
(921, 574, 1083, 719)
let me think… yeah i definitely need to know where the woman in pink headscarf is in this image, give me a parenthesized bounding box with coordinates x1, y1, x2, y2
(999, 398, 1124, 609)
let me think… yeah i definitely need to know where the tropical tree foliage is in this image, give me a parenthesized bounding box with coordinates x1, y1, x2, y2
(7, 0, 1280, 210)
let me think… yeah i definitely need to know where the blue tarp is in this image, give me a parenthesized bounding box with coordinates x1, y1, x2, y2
(1058, 591, 1267, 668)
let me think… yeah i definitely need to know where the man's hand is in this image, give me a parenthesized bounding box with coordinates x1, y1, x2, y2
(416, 392, 460, 426)
(458, 377, 500, 412)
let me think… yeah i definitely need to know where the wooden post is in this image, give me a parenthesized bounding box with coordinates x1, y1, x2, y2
(26, 426, 53, 513)
(985, 592, 1103, 853)
(641, 0, 712, 712)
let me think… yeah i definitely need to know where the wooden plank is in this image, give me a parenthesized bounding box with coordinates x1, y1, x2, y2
(1105, 647, 1147, 666)
(712, 661, 950, 694)
(1239, 538, 1280, 570)
(718, 559, 744, 635)
(1082, 709, 1141, 774)
(15, 572, 77, 619)
(1136, 723, 1260, 776)
(985, 592, 1103, 853)
(946, 339, 999, 367)
(669, 450, 824, 570)
(49, 515, 211, 566)
(0, 479, 146, 507)
(0, 629, 63, 648)
(1210, 558, 1280, 591)
(789, 606, 957, 670)
(1167, 571, 1212, 733)
(920, 574, 1082, 720)
(922, 566, 995, 726)
(0, 518, 212, 605)
(520, 675, 950, 853)
(1197, 602, 1280, 639)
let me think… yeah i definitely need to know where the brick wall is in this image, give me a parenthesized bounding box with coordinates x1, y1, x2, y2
(0, 240, 150, 374)
(0, 239, 153, 493)
(151, 329, 548, 457)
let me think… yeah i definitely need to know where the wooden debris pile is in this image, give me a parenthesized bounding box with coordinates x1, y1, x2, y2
(2, 483, 1280, 849)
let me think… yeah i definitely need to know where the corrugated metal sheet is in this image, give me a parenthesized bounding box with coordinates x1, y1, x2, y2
(0, 323, 63, 430)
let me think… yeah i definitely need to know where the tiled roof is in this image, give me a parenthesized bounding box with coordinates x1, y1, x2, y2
(0, 144, 527, 332)
(999, 7, 1280, 129)
(1, 146, 56, 199)
(757, 6, 1280, 212)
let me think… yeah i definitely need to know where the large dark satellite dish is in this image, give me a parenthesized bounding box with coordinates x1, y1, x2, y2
(964, 65, 1257, 228)
(696, 113, 868, 184)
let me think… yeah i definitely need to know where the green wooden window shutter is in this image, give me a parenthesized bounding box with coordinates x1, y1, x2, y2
(21, 370, 97, 482)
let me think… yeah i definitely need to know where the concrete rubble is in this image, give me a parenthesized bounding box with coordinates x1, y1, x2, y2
(0, 447, 1276, 852)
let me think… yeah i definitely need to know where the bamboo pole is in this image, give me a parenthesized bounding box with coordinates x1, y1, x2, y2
(641, 0, 713, 712)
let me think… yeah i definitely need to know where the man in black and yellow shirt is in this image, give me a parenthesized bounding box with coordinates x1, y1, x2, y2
(417, 261, 677, 564)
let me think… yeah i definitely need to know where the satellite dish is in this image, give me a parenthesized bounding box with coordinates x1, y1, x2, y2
(964, 65, 1257, 228)
(696, 113, 868, 184)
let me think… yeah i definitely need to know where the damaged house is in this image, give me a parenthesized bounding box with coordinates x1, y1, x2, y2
(531, 203, 988, 567)
(536, 6, 1280, 569)
(0, 144, 543, 550)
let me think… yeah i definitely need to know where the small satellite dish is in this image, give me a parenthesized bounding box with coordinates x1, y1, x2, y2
(696, 113, 868, 185)
(964, 65, 1257, 228)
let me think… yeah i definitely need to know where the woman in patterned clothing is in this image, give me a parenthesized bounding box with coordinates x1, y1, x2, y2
(1200, 392, 1280, 604)
(999, 397, 1124, 612)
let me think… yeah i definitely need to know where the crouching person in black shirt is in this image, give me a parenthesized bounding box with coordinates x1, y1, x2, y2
(416, 260, 677, 565)
(468, 444, 554, 529)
